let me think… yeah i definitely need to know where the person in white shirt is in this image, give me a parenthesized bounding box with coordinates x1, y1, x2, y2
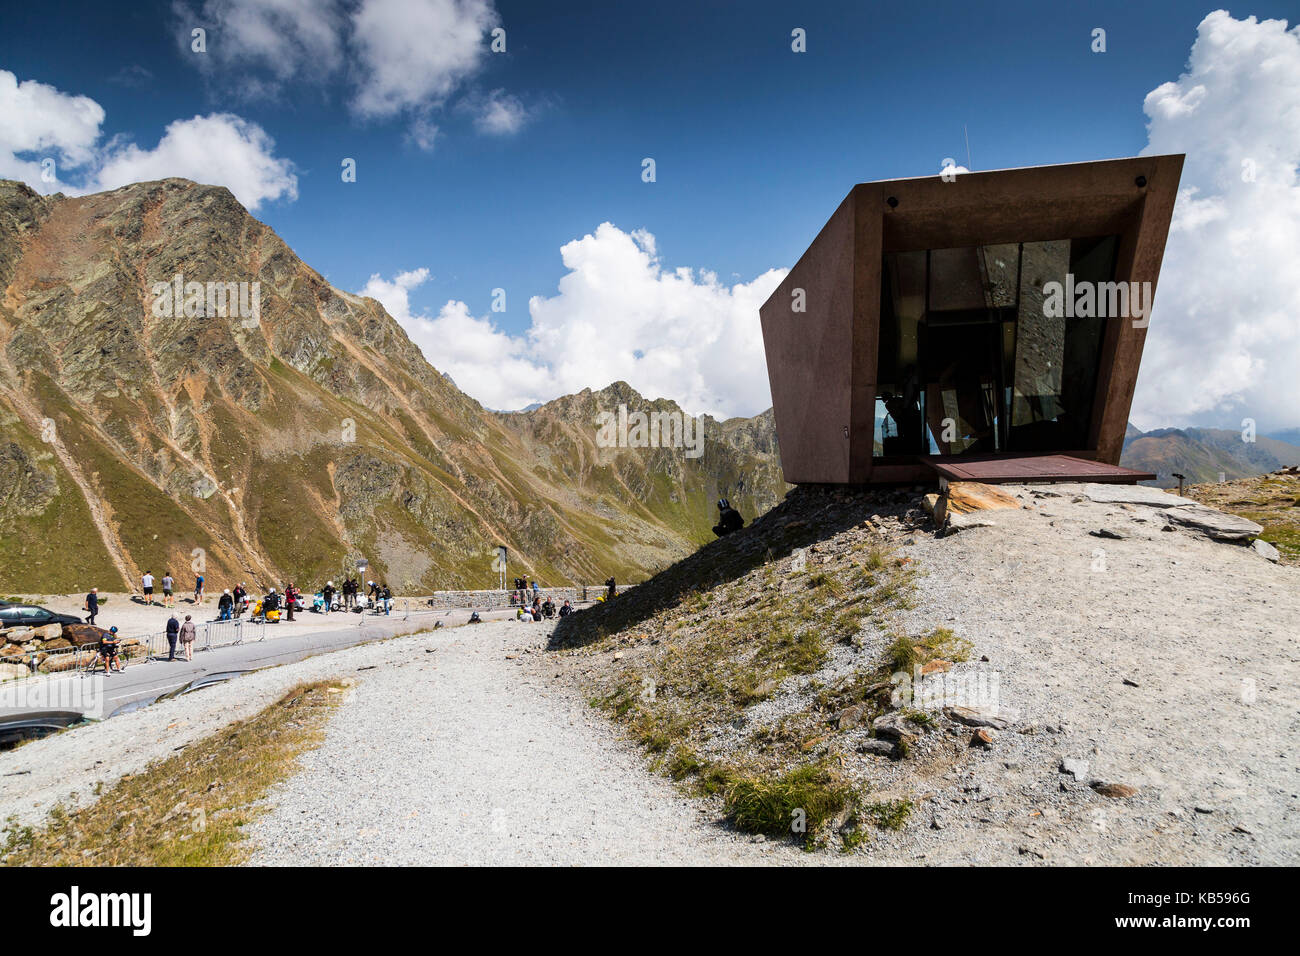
(141, 572, 155, 606)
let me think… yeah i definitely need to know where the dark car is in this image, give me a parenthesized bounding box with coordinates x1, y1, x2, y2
(0, 604, 84, 629)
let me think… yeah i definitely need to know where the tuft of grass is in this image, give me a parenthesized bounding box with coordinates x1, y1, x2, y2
(903, 709, 934, 728)
(885, 634, 918, 674)
(919, 626, 973, 663)
(0, 681, 343, 866)
(840, 824, 872, 853)
(862, 799, 913, 831)
(722, 764, 852, 837)
(666, 745, 704, 781)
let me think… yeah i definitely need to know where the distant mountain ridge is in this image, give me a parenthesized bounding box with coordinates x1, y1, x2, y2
(1121, 423, 1300, 487)
(0, 178, 787, 594)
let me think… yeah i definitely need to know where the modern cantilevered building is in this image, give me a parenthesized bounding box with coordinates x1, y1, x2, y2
(759, 155, 1183, 485)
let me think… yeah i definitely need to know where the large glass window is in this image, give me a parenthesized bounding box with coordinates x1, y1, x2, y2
(874, 236, 1118, 458)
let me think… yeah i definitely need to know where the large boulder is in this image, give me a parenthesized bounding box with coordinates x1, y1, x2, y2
(61, 623, 110, 647)
(1081, 484, 1197, 508)
(1165, 506, 1263, 542)
(39, 651, 93, 673)
(0, 662, 28, 681)
(944, 481, 1019, 516)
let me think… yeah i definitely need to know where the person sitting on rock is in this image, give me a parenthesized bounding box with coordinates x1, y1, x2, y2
(712, 498, 744, 537)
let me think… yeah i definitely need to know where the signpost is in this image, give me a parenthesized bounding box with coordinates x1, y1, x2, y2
(493, 546, 507, 591)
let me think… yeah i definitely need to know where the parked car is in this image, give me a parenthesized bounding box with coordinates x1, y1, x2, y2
(0, 604, 84, 629)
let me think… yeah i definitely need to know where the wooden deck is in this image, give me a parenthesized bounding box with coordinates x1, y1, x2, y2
(921, 453, 1155, 485)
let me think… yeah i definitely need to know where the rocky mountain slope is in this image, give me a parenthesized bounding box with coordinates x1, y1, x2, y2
(0, 178, 786, 594)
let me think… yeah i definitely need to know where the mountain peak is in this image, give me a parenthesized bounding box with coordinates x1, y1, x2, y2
(0, 178, 787, 593)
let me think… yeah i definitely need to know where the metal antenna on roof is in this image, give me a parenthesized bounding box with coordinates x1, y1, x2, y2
(964, 125, 973, 171)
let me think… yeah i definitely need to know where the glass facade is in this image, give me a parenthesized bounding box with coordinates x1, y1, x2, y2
(874, 236, 1119, 459)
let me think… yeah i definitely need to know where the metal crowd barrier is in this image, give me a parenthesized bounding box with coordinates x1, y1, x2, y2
(144, 618, 267, 657)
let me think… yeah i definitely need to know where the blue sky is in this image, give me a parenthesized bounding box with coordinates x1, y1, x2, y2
(2, 1, 1298, 429)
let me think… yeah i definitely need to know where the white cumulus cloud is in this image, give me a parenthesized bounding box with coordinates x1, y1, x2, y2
(95, 113, 297, 208)
(350, 0, 498, 119)
(362, 224, 786, 418)
(0, 70, 104, 187)
(1134, 10, 1300, 434)
(468, 89, 531, 135)
(180, 0, 347, 86)
(176, 0, 509, 148)
(0, 70, 297, 210)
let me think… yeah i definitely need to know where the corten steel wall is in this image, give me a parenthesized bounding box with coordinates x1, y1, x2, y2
(759, 155, 1184, 484)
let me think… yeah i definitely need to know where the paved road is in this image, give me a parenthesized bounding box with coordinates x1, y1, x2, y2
(0, 605, 530, 722)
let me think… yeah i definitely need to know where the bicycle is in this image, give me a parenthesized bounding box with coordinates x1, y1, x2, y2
(82, 642, 127, 675)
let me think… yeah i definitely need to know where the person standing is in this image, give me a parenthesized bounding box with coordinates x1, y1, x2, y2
(285, 583, 297, 622)
(84, 587, 99, 625)
(217, 589, 233, 621)
(165, 612, 180, 661)
(141, 571, 155, 605)
(605, 576, 617, 601)
(194, 574, 205, 605)
(179, 614, 196, 662)
(161, 571, 174, 607)
(233, 583, 246, 618)
(381, 584, 392, 615)
(322, 581, 335, 613)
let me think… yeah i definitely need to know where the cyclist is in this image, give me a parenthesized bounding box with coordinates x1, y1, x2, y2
(98, 626, 124, 674)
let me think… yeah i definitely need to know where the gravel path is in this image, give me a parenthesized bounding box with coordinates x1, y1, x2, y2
(247, 621, 809, 866)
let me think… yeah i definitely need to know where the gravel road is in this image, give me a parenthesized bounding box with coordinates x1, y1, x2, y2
(247, 621, 808, 866)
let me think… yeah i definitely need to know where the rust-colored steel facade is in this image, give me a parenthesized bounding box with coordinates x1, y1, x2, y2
(759, 155, 1184, 484)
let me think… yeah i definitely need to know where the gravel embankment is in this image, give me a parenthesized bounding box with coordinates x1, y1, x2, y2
(0, 630, 441, 831)
(850, 483, 1300, 865)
